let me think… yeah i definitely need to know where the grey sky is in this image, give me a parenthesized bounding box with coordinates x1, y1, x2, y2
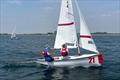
(0, 0, 120, 34)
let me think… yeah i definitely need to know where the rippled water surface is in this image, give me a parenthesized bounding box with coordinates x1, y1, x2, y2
(0, 34, 120, 80)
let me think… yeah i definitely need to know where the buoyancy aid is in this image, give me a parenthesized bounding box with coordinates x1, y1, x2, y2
(61, 48, 68, 56)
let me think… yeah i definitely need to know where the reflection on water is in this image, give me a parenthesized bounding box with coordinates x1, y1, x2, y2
(42, 67, 102, 80)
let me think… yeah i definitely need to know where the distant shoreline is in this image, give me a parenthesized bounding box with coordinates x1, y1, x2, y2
(0, 32, 120, 36)
(91, 33, 120, 36)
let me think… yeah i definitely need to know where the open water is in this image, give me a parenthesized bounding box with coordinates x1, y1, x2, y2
(0, 34, 120, 80)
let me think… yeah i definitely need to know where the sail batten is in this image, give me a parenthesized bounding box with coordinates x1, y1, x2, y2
(80, 35, 92, 38)
(58, 22, 74, 26)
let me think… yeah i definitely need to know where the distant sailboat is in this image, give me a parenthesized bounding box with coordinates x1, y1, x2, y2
(11, 26, 17, 39)
(36, 0, 103, 67)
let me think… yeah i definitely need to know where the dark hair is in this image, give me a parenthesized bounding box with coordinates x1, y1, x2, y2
(62, 44, 66, 48)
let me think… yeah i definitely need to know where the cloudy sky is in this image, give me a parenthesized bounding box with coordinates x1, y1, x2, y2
(0, 0, 120, 33)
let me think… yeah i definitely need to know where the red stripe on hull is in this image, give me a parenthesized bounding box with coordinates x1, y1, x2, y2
(58, 22, 74, 26)
(80, 35, 92, 38)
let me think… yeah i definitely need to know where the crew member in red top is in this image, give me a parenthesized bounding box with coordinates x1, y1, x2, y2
(60, 44, 68, 57)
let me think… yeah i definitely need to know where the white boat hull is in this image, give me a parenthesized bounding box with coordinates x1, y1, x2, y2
(36, 54, 103, 68)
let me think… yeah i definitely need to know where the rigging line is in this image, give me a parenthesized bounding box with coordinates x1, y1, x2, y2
(75, 0, 81, 19)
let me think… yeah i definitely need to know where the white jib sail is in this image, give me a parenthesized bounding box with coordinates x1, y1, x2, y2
(74, 0, 99, 53)
(54, 0, 78, 49)
(79, 12, 99, 53)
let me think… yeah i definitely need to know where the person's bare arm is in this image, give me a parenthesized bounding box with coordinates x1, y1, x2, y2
(47, 52, 51, 55)
(67, 48, 69, 52)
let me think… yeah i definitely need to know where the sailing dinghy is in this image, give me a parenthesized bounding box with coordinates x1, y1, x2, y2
(11, 26, 17, 39)
(36, 0, 103, 67)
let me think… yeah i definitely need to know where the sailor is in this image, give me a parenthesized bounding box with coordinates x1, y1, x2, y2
(60, 44, 69, 59)
(41, 47, 54, 62)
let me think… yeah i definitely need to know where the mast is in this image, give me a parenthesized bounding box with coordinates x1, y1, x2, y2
(75, 0, 80, 54)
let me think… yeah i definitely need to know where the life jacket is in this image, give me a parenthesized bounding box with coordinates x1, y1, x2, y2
(61, 48, 68, 57)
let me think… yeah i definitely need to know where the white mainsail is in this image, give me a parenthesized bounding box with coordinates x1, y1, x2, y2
(54, 0, 78, 49)
(11, 32, 16, 38)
